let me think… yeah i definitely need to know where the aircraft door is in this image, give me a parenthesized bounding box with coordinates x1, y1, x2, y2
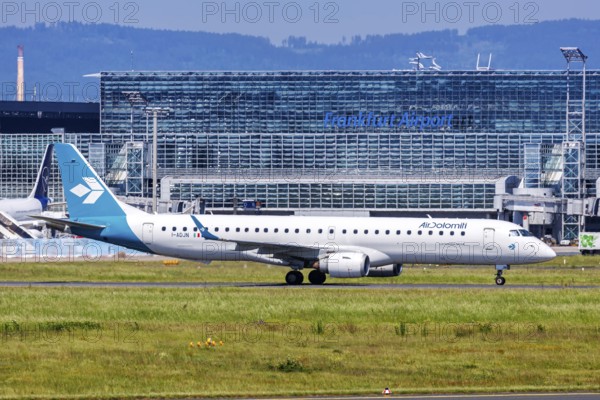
(142, 223, 154, 245)
(483, 228, 495, 250)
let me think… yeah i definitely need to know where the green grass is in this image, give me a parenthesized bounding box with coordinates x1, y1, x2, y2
(0, 257, 599, 398)
(0, 287, 600, 398)
(1, 256, 600, 286)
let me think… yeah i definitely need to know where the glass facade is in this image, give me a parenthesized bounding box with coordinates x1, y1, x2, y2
(165, 180, 496, 210)
(0, 133, 64, 200)
(98, 70, 600, 211)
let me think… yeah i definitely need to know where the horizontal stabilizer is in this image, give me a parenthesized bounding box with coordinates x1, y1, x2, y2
(30, 215, 105, 232)
(0, 211, 37, 239)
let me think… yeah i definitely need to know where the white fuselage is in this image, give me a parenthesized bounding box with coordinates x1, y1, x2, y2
(124, 214, 555, 267)
(0, 198, 43, 221)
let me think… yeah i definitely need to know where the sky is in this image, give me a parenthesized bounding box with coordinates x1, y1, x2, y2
(0, 0, 599, 44)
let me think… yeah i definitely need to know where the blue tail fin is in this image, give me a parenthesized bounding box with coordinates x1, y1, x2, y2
(54, 143, 129, 220)
(29, 144, 53, 209)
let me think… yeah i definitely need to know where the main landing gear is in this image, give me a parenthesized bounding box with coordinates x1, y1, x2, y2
(285, 270, 327, 285)
(495, 265, 510, 286)
(285, 270, 304, 285)
(308, 270, 326, 285)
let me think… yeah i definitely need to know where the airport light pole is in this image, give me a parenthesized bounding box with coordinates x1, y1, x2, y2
(145, 107, 171, 214)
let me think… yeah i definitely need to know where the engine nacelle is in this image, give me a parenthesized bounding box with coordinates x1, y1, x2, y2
(367, 263, 403, 277)
(319, 252, 370, 278)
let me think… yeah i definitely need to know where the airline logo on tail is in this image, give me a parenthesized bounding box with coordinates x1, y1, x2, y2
(70, 177, 105, 205)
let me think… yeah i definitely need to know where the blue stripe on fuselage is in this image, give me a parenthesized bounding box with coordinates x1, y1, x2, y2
(190, 215, 220, 240)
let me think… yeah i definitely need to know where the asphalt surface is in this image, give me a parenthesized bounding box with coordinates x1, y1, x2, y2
(1, 281, 599, 289)
(211, 394, 600, 400)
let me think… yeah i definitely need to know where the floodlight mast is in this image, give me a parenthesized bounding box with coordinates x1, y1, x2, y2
(144, 107, 171, 214)
(559, 47, 587, 240)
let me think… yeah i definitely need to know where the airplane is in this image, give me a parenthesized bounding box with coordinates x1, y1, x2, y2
(0, 144, 54, 238)
(35, 143, 556, 286)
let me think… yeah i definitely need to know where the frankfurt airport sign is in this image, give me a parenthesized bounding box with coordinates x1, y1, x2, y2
(323, 112, 454, 130)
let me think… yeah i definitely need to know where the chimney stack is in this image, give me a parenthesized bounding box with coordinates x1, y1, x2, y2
(17, 45, 24, 102)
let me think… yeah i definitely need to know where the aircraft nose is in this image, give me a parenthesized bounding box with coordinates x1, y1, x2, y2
(540, 244, 557, 261)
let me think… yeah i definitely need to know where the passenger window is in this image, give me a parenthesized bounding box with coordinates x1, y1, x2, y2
(162, 227, 166, 231)
(172, 227, 176, 232)
(306, 229, 311, 234)
(364, 230, 369, 234)
(318, 229, 323, 234)
(215, 227, 219, 232)
(193, 227, 198, 232)
(375, 230, 379, 235)
(329, 229, 334, 234)
(295, 228, 300, 233)
(407, 230, 412, 235)
(274, 228, 279, 233)
(236, 228, 240, 232)
(461, 232, 466, 236)
(385, 230, 390, 235)
(342, 229, 347, 234)
(354, 229, 358, 234)
(418, 230, 422, 235)
(450, 231, 454, 236)
(396, 230, 401, 235)
(245, 228, 249, 232)
(255, 228, 259, 233)
(428, 231, 433, 235)
(225, 228, 229, 232)
(264, 228, 268, 233)
(439, 231, 444, 236)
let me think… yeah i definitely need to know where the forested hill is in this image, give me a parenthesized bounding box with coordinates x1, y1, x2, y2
(1, 19, 599, 101)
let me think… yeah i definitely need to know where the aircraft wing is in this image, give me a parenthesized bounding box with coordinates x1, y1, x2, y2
(230, 239, 324, 260)
(228, 239, 393, 267)
(30, 215, 106, 232)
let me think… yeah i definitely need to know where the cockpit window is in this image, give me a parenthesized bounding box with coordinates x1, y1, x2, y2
(518, 229, 535, 237)
(509, 230, 520, 237)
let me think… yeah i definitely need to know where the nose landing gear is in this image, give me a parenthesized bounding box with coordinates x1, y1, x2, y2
(495, 265, 510, 286)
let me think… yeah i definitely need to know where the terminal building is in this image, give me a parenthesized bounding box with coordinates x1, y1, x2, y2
(95, 64, 600, 240)
(0, 100, 98, 200)
(4, 57, 600, 240)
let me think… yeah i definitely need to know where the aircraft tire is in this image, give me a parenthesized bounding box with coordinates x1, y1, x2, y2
(285, 270, 304, 285)
(308, 270, 326, 285)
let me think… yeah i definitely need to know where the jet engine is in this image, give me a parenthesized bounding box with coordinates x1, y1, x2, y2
(318, 252, 370, 278)
(367, 263, 403, 277)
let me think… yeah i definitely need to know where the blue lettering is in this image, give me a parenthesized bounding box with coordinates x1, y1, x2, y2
(399, 112, 410, 127)
(323, 112, 333, 128)
(323, 111, 455, 130)
(357, 111, 367, 127)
